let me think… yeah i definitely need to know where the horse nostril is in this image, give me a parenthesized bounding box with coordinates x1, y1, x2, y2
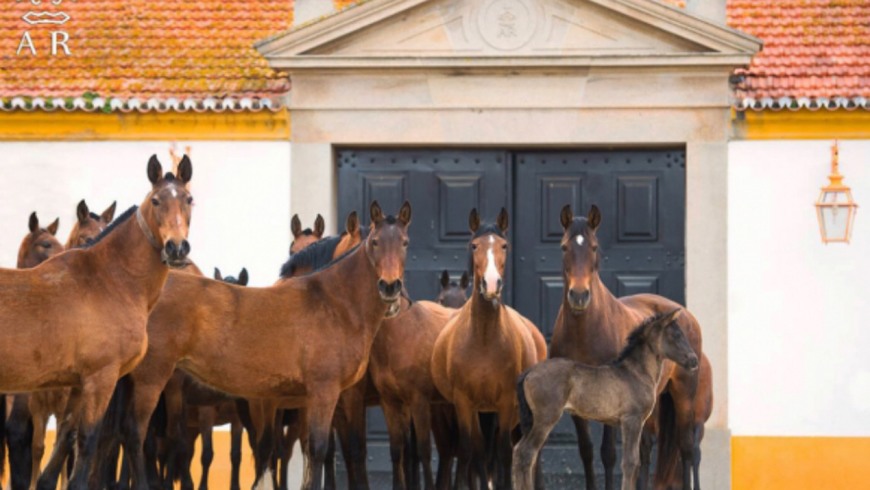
(180, 240, 190, 257)
(496, 279, 503, 291)
(687, 357, 699, 370)
(164, 240, 177, 255)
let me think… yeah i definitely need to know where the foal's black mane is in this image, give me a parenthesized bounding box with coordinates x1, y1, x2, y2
(88, 212, 101, 221)
(83, 205, 137, 249)
(613, 311, 673, 364)
(280, 234, 344, 278)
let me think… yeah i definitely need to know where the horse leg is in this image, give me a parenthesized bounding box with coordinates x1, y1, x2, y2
(335, 382, 370, 490)
(670, 375, 698, 490)
(382, 399, 410, 490)
(430, 404, 456, 490)
(410, 398, 435, 490)
(197, 407, 216, 490)
(304, 392, 341, 490)
(511, 403, 559, 490)
(571, 416, 597, 490)
(36, 387, 80, 490)
(230, 415, 243, 490)
(280, 409, 303, 490)
(691, 424, 703, 490)
(453, 397, 486, 490)
(29, 400, 49, 490)
(601, 424, 617, 490)
(324, 429, 337, 490)
(619, 418, 643, 490)
(495, 405, 520, 490)
(249, 398, 279, 488)
(66, 369, 119, 490)
(7, 394, 34, 490)
(124, 379, 170, 490)
(637, 431, 655, 490)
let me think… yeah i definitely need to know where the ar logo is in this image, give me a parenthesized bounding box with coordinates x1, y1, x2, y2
(16, 0, 75, 56)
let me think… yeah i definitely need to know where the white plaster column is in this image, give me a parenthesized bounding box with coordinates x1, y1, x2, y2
(290, 142, 338, 234)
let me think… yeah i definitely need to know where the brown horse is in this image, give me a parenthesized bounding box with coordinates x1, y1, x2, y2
(66, 199, 117, 248)
(431, 208, 546, 490)
(290, 213, 325, 254)
(549, 205, 704, 490)
(112, 201, 411, 490)
(513, 309, 699, 490)
(436, 270, 469, 309)
(0, 155, 193, 490)
(368, 296, 456, 490)
(4, 212, 64, 490)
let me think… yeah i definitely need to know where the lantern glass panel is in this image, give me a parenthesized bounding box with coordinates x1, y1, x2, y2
(821, 191, 846, 204)
(819, 205, 849, 241)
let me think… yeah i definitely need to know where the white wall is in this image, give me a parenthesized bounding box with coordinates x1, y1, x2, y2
(729, 140, 870, 437)
(0, 142, 292, 287)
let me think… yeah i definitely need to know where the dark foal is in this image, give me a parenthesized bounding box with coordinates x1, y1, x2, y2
(436, 270, 469, 309)
(550, 205, 706, 490)
(513, 310, 699, 490)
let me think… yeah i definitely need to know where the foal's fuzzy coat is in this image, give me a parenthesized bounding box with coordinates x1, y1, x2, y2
(513, 309, 699, 490)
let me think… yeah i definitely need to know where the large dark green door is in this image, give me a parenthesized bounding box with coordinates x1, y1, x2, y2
(337, 148, 685, 487)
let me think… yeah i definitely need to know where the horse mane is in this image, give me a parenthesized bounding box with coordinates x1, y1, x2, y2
(279, 234, 345, 279)
(472, 223, 505, 239)
(300, 228, 314, 236)
(88, 212, 101, 221)
(83, 205, 137, 249)
(567, 217, 590, 239)
(613, 311, 672, 364)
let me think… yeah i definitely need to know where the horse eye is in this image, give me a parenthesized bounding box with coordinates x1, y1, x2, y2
(561, 244, 568, 252)
(502, 243, 508, 250)
(372, 239, 379, 247)
(40, 242, 53, 248)
(471, 244, 478, 251)
(402, 240, 409, 248)
(151, 198, 160, 206)
(186, 196, 194, 205)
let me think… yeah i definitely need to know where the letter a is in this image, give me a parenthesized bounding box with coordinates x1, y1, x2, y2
(17, 32, 36, 56)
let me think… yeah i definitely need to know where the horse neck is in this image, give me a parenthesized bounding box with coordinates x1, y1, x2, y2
(618, 336, 664, 386)
(89, 214, 168, 309)
(316, 245, 387, 329)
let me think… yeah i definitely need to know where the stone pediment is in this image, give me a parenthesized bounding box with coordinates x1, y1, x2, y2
(257, 0, 761, 70)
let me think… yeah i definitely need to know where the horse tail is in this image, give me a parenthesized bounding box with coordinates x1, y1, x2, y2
(654, 391, 680, 485)
(517, 369, 534, 435)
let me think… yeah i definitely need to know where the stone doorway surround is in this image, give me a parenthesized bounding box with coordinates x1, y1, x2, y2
(257, 1, 760, 487)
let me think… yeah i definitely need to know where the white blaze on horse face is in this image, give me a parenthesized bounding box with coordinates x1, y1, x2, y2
(576, 235, 584, 246)
(483, 235, 501, 296)
(169, 188, 178, 198)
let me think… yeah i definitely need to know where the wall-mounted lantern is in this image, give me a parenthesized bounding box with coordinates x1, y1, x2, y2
(815, 141, 858, 244)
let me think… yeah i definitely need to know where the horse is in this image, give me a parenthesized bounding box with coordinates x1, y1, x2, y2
(66, 199, 117, 248)
(513, 309, 699, 490)
(0, 154, 193, 490)
(290, 213, 325, 254)
(3, 212, 64, 490)
(430, 208, 547, 490)
(109, 201, 411, 490)
(549, 205, 705, 490)
(436, 270, 469, 309)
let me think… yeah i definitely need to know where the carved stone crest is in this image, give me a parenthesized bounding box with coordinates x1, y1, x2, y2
(477, 0, 537, 51)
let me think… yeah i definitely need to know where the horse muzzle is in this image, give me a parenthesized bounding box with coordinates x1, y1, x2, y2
(162, 239, 191, 268)
(683, 355, 700, 372)
(567, 288, 591, 312)
(384, 299, 402, 318)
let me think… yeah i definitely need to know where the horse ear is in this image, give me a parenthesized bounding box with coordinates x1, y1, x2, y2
(28, 212, 38, 233)
(314, 214, 325, 238)
(397, 201, 412, 227)
(370, 201, 384, 225)
(101, 201, 117, 223)
(560, 205, 573, 230)
(346, 211, 359, 235)
(238, 268, 249, 286)
(468, 208, 480, 233)
(496, 207, 509, 233)
(177, 155, 193, 184)
(440, 270, 450, 288)
(587, 204, 602, 231)
(213, 268, 223, 280)
(661, 308, 682, 327)
(47, 218, 60, 236)
(147, 155, 163, 185)
(76, 199, 90, 224)
(460, 271, 470, 290)
(291, 214, 302, 238)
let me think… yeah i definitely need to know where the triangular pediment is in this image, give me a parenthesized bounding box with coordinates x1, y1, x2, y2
(258, 0, 760, 70)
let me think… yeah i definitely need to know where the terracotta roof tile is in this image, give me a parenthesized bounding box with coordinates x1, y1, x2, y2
(727, 0, 870, 103)
(0, 0, 294, 105)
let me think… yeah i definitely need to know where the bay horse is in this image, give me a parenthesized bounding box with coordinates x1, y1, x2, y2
(436, 270, 469, 309)
(4, 211, 64, 490)
(0, 154, 194, 490)
(550, 205, 704, 490)
(430, 208, 547, 490)
(513, 309, 699, 490)
(66, 199, 117, 248)
(291, 213, 326, 254)
(111, 201, 411, 490)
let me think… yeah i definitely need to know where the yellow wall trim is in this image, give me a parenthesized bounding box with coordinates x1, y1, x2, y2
(0, 110, 291, 141)
(732, 436, 870, 489)
(733, 110, 870, 140)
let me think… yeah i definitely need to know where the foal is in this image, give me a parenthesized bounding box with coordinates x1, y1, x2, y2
(16, 212, 61, 268)
(436, 270, 469, 308)
(431, 208, 546, 490)
(513, 310, 699, 490)
(0, 155, 194, 490)
(66, 199, 117, 248)
(290, 213, 325, 254)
